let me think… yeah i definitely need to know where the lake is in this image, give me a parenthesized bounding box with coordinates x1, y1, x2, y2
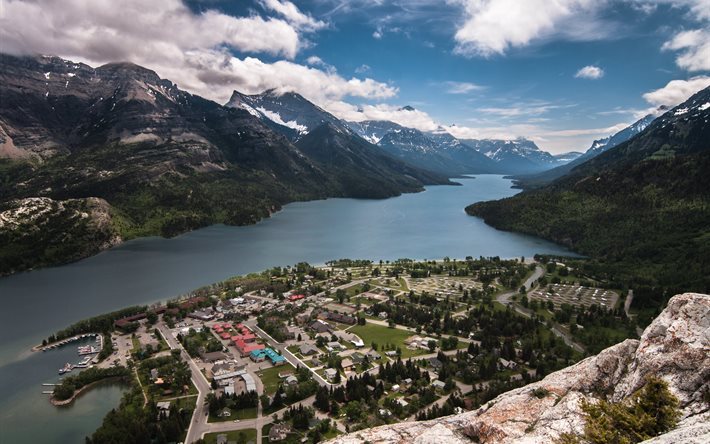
(0, 175, 574, 443)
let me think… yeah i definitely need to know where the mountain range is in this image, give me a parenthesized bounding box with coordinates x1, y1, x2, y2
(224, 90, 575, 176)
(467, 86, 710, 295)
(0, 53, 450, 274)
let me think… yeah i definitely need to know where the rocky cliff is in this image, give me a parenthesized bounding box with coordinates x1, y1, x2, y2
(327, 293, 710, 444)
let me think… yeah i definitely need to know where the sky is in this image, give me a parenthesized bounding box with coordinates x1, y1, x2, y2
(1, 0, 709, 154)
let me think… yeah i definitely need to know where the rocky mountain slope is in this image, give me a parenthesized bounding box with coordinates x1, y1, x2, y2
(327, 292, 710, 444)
(0, 54, 448, 275)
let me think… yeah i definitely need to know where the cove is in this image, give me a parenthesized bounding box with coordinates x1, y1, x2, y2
(0, 175, 574, 443)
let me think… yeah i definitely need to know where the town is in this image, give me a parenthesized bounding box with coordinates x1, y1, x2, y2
(40, 256, 637, 444)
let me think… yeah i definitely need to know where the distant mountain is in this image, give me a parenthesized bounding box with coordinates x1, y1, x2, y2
(347, 120, 403, 144)
(553, 151, 583, 163)
(0, 54, 449, 274)
(226, 89, 343, 140)
(467, 86, 710, 292)
(461, 138, 559, 174)
(295, 123, 451, 198)
(514, 113, 657, 188)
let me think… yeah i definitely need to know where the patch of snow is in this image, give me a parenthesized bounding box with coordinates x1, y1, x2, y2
(699, 102, 710, 111)
(67, 73, 76, 78)
(674, 107, 689, 116)
(44, 72, 51, 79)
(255, 107, 308, 133)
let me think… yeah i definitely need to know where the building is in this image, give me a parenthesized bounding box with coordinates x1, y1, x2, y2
(250, 348, 286, 366)
(326, 341, 344, 352)
(200, 351, 227, 362)
(324, 368, 338, 381)
(310, 320, 332, 334)
(188, 308, 215, 321)
(341, 358, 354, 371)
(367, 350, 382, 360)
(299, 344, 320, 356)
(233, 338, 265, 357)
(269, 423, 292, 442)
(432, 380, 446, 390)
(156, 401, 171, 418)
(499, 358, 518, 370)
(324, 311, 357, 325)
(285, 375, 299, 386)
(428, 358, 443, 371)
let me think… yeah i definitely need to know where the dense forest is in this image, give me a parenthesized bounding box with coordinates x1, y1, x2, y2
(468, 87, 710, 309)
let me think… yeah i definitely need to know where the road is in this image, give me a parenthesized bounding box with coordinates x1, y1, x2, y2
(156, 323, 212, 444)
(495, 266, 585, 353)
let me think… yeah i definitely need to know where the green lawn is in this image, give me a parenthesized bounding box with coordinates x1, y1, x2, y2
(209, 406, 258, 422)
(348, 323, 426, 359)
(203, 428, 257, 444)
(257, 364, 294, 395)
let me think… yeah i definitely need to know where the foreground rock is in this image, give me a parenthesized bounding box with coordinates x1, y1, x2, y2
(327, 293, 710, 444)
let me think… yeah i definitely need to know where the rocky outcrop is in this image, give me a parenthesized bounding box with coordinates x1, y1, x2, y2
(327, 293, 710, 444)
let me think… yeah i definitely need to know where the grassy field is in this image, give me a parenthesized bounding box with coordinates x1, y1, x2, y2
(348, 323, 426, 359)
(257, 364, 294, 395)
(203, 428, 257, 444)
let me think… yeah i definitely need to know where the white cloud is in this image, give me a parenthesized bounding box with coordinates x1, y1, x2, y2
(642, 76, 710, 108)
(452, 0, 605, 56)
(575, 65, 605, 79)
(662, 29, 710, 71)
(258, 0, 327, 31)
(478, 102, 571, 117)
(355, 64, 372, 74)
(445, 81, 484, 94)
(0, 0, 395, 106)
(306, 56, 325, 66)
(0, 0, 303, 59)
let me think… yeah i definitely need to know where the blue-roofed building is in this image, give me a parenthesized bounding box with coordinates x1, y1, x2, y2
(250, 348, 286, 366)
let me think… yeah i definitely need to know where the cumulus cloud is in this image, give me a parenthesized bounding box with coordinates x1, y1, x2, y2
(0, 0, 395, 106)
(575, 65, 605, 79)
(642, 76, 710, 108)
(445, 81, 484, 94)
(452, 0, 605, 56)
(258, 0, 327, 31)
(662, 29, 710, 71)
(355, 64, 372, 74)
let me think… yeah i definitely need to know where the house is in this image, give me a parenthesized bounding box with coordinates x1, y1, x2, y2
(326, 341, 344, 352)
(351, 352, 365, 364)
(378, 312, 388, 319)
(391, 384, 400, 392)
(366, 350, 382, 360)
(403, 378, 413, 385)
(341, 358, 354, 371)
(156, 401, 171, 418)
(216, 434, 228, 444)
(385, 350, 398, 357)
(428, 358, 443, 371)
(394, 398, 409, 407)
(310, 320, 332, 334)
(218, 407, 231, 417)
(224, 382, 235, 396)
(150, 368, 159, 381)
(324, 368, 338, 381)
(349, 335, 365, 348)
(285, 375, 299, 386)
(499, 358, 518, 370)
(299, 344, 320, 356)
(269, 423, 292, 442)
(432, 380, 446, 390)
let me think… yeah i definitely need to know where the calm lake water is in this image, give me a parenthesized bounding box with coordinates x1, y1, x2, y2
(0, 175, 574, 443)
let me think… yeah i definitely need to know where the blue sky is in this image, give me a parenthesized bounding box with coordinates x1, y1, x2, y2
(3, 0, 709, 153)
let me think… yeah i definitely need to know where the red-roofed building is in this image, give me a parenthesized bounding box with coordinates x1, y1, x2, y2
(289, 294, 305, 302)
(220, 332, 231, 340)
(233, 338, 265, 357)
